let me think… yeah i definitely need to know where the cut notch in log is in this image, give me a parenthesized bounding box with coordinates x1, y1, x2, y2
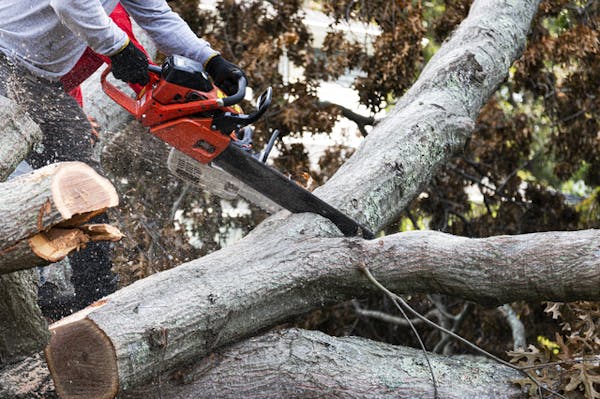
(45, 303, 118, 399)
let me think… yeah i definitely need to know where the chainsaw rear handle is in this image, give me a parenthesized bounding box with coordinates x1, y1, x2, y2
(147, 64, 246, 107)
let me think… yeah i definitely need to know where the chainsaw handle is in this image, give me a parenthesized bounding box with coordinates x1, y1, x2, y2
(220, 77, 247, 107)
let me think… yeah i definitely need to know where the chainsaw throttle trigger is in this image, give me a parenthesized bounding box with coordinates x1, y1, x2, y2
(212, 87, 272, 134)
(148, 64, 163, 76)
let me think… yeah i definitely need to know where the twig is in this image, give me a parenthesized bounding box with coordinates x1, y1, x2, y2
(353, 300, 439, 327)
(499, 304, 527, 350)
(318, 101, 376, 137)
(170, 183, 191, 221)
(358, 264, 568, 399)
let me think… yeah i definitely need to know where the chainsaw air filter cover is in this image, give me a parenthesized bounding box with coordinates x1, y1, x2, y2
(162, 55, 213, 92)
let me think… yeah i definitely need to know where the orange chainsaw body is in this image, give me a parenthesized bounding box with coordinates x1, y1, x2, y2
(101, 62, 235, 163)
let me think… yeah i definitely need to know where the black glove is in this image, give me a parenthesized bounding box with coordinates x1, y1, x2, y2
(109, 40, 149, 85)
(205, 55, 246, 95)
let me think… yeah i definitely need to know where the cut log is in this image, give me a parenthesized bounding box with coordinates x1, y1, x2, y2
(45, 305, 118, 399)
(0, 162, 120, 273)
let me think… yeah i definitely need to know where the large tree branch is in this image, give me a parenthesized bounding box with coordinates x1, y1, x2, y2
(315, 0, 541, 233)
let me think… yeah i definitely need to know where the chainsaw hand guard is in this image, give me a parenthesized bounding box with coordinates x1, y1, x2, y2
(211, 87, 272, 134)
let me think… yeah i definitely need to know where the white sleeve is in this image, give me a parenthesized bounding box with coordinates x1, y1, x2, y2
(120, 0, 219, 65)
(49, 0, 128, 56)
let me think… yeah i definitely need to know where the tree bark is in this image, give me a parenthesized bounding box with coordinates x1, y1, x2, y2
(0, 352, 56, 399)
(121, 328, 525, 399)
(0, 270, 50, 366)
(0, 96, 42, 181)
(0, 162, 120, 273)
(1, 328, 528, 399)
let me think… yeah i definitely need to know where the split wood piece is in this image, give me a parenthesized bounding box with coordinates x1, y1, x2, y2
(0, 224, 123, 274)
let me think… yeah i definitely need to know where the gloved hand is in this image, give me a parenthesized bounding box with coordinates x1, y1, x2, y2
(109, 40, 149, 85)
(205, 55, 246, 95)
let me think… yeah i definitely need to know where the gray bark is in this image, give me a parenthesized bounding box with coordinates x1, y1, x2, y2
(1, 328, 527, 399)
(0, 270, 49, 366)
(0, 96, 42, 181)
(45, 225, 599, 397)
(122, 328, 525, 399)
(0, 352, 56, 399)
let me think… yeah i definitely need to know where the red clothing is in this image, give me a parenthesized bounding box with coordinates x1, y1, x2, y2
(61, 3, 149, 105)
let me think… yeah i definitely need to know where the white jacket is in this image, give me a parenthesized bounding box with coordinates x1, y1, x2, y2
(0, 0, 218, 78)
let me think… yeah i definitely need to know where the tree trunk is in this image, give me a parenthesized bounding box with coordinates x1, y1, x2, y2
(0, 162, 120, 273)
(121, 328, 525, 399)
(0, 96, 42, 181)
(315, 0, 541, 233)
(1, 327, 528, 399)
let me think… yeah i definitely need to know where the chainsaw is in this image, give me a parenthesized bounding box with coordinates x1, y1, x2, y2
(101, 55, 373, 238)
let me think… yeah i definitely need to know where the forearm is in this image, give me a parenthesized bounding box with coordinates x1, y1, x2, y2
(49, 0, 127, 56)
(121, 0, 218, 65)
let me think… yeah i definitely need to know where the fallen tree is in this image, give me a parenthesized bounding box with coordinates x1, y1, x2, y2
(43, 225, 597, 397)
(35, 1, 555, 397)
